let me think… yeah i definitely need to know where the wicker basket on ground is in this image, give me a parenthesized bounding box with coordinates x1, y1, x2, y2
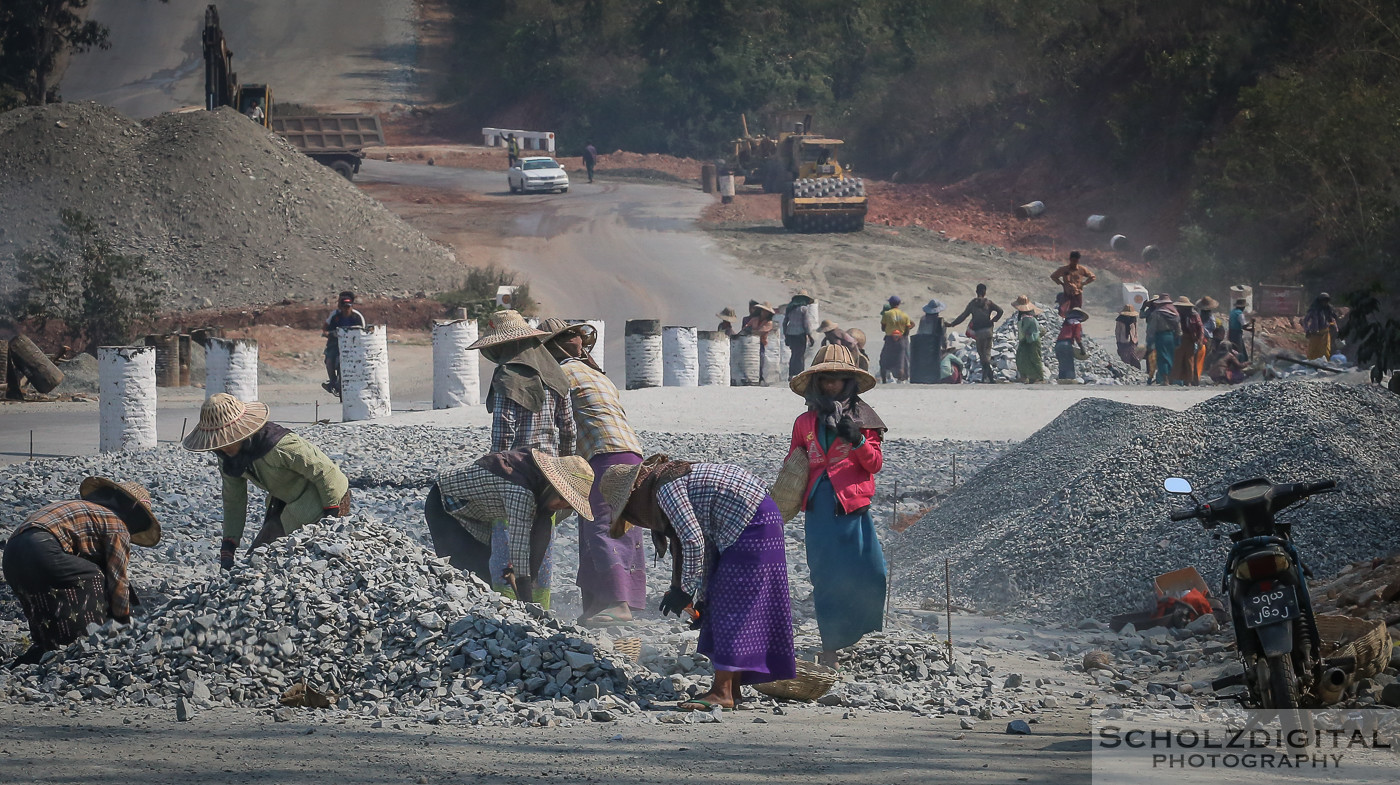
(753, 660, 839, 702)
(1315, 614, 1393, 680)
(612, 637, 642, 663)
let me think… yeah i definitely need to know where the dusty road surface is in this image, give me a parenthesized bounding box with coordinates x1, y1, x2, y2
(0, 703, 1093, 785)
(60, 0, 423, 117)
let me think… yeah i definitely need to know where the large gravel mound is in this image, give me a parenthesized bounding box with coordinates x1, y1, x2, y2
(896, 381, 1400, 621)
(0, 102, 458, 309)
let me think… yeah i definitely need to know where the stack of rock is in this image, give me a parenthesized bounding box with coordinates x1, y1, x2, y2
(951, 302, 1147, 384)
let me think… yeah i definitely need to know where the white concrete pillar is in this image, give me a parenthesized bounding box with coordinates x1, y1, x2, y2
(731, 334, 762, 386)
(763, 323, 783, 384)
(662, 326, 698, 387)
(204, 338, 259, 401)
(697, 330, 730, 386)
(432, 319, 480, 409)
(339, 325, 392, 421)
(625, 319, 662, 390)
(99, 346, 156, 453)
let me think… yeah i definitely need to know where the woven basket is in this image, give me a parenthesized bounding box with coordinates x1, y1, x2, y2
(753, 660, 839, 702)
(1315, 614, 1393, 680)
(771, 449, 809, 523)
(613, 637, 642, 662)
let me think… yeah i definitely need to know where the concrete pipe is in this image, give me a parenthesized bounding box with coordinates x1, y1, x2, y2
(0, 341, 8, 395)
(719, 174, 736, 204)
(662, 326, 699, 387)
(1142, 245, 1162, 263)
(338, 325, 392, 421)
(697, 330, 731, 386)
(625, 319, 662, 390)
(8, 335, 64, 393)
(1016, 201, 1046, 218)
(144, 334, 181, 387)
(1085, 214, 1114, 232)
(731, 333, 762, 386)
(432, 319, 480, 410)
(1110, 234, 1130, 252)
(701, 163, 717, 194)
(763, 324, 783, 384)
(205, 337, 259, 401)
(99, 345, 157, 453)
(178, 334, 192, 387)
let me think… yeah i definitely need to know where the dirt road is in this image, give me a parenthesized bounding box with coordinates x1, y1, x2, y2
(60, 0, 423, 117)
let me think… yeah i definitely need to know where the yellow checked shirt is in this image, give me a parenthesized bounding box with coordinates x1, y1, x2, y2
(558, 358, 643, 460)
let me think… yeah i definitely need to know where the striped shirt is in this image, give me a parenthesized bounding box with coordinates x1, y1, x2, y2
(490, 387, 576, 457)
(14, 501, 132, 618)
(656, 464, 770, 599)
(437, 464, 541, 577)
(559, 358, 643, 460)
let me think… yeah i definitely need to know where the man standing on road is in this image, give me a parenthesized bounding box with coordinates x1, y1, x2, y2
(1228, 298, 1253, 360)
(783, 290, 816, 377)
(507, 134, 520, 168)
(879, 296, 913, 383)
(944, 284, 1004, 383)
(1050, 251, 1096, 317)
(322, 291, 365, 397)
(583, 141, 598, 183)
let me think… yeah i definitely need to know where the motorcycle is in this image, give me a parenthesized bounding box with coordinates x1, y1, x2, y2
(1164, 475, 1349, 710)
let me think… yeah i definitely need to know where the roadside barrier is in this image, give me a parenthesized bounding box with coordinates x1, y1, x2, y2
(432, 319, 480, 410)
(732, 334, 762, 386)
(99, 346, 156, 452)
(339, 325, 392, 421)
(481, 128, 556, 153)
(764, 323, 783, 385)
(625, 319, 662, 390)
(205, 338, 259, 402)
(697, 330, 731, 386)
(662, 326, 698, 387)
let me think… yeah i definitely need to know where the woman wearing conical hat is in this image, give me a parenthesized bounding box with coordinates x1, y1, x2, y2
(3, 476, 161, 665)
(425, 448, 595, 609)
(601, 455, 796, 711)
(469, 310, 576, 457)
(183, 394, 350, 570)
(1011, 296, 1046, 383)
(786, 344, 888, 667)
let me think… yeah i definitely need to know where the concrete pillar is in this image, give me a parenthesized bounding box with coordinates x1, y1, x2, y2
(625, 319, 662, 390)
(99, 346, 156, 453)
(731, 334, 762, 386)
(339, 325, 391, 421)
(432, 319, 480, 409)
(697, 330, 730, 386)
(662, 326, 698, 387)
(205, 338, 259, 401)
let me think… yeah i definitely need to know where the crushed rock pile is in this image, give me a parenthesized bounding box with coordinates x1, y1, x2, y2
(1, 518, 675, 726)
(952, 302, 1147, 384)
(0, 102, 458, 309)
(896, 381, 1400, 622)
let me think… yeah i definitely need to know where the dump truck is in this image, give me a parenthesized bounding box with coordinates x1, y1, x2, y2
(731, 113, 867, 233)
(202, 5, 383, 180)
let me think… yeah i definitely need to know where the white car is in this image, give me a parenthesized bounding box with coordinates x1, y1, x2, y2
(508, 156, 569, 194)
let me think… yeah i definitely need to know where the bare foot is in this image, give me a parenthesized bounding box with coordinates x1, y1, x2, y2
(817, 651, 840, 668)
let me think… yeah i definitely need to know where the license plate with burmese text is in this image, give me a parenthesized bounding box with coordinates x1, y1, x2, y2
(1243, 584, 1297, 628)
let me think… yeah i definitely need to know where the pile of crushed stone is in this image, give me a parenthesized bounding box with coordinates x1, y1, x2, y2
(896, 381, 1400, 621)
(0, 102, 457, 309)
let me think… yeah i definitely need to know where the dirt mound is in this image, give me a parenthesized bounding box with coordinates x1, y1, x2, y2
(896, 382, 1400, 621)
(0, 103, 459, 310)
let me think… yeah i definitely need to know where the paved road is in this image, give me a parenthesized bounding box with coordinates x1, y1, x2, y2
(61, 0, 420, 117)
(357, 160, 790, 378)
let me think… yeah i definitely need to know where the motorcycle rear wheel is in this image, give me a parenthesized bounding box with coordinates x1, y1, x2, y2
(1266, 653, 1313, 749)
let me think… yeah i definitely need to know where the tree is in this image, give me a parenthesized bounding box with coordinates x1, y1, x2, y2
(0, 0, 110, 109)
(8, 210, 163, 353)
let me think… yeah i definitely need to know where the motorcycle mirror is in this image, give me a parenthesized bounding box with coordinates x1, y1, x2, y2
(1164, 477, 1193, 495)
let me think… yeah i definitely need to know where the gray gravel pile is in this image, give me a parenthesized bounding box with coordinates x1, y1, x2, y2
(1, 517, 676, 726)
(0, 102, 458, 309)
(897, 381, 1400, 621)
(952, 303, 1147, 384)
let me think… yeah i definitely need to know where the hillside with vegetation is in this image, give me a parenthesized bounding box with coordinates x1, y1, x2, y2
(447, 0, 1400, 303)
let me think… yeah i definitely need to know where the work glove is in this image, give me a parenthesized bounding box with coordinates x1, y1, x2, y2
(835, 416, 863, 445)
(219, 538, 238, 571)
(658, 585, 694, 618)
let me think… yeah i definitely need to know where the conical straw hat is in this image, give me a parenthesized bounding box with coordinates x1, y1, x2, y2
(717, 307, 739, 322)
(182, 393, 270, 452)
(79, 476, 162, 546)
(790, 344, 877, 395)
(531, 449, 595, 520)
(601, 454, 672, 538)
(466, 310, 547, 350)
(817, 319, 840, 332)
(1011, 295, 1040, 314)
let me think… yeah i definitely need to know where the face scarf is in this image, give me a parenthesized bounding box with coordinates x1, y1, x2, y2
(803, 376, 888, 433)
(219, 421, 290, 478)
(618, 456, 693, 557)
(481, 339, 572, 413)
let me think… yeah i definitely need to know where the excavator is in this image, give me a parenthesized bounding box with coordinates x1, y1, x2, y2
(730, 113, 867, 233)
(201, 5, 383, 180)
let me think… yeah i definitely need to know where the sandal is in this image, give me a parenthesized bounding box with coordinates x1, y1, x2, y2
(678, 699, 732, 712)
(580, 611, 634, 627)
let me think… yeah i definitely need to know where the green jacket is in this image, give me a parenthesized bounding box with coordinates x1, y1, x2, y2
(221, 433, 349, 541)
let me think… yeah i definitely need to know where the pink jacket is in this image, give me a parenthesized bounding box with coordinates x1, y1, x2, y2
(789, 410, 883, 514)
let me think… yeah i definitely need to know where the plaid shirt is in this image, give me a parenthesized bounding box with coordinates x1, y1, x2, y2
(656, 464, 770, 599)
(14, 501, 132, 618)
(559, 358, 643, 460)
(437, 464, 541, 577)
(490, 387, 576, 457)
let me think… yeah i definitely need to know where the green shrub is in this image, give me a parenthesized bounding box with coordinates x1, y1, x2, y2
(435, 265, 536, 321)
